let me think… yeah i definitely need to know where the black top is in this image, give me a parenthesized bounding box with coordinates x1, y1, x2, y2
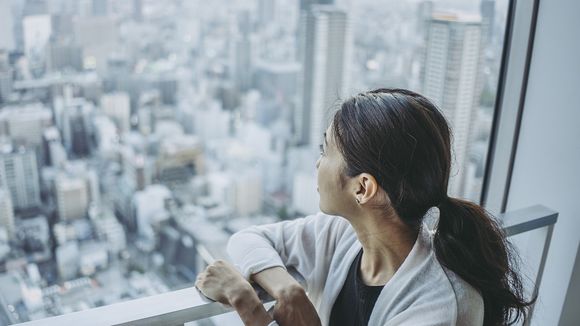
(329, 249, 384, 326)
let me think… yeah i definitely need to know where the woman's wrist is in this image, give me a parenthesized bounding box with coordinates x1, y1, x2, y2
(229, 286, 273, 326)
(274, 282, 306, 302)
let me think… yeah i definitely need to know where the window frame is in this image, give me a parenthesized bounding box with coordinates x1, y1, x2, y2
(481, 0, 541, 214)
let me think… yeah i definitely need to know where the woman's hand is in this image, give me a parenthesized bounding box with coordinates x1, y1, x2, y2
(195, 260, 273, 326)
(249, 266, 321, 326)
(271, 285, 322, 326)
(195, 259, 252, 305)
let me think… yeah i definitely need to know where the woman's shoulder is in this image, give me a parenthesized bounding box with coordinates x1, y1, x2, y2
(441, 266, 485, 325)
(373, 232, 484, 326)
(299, 212, 353, 237)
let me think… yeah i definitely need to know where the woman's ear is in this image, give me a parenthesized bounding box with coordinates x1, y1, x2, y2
(354, 173, 379, 205)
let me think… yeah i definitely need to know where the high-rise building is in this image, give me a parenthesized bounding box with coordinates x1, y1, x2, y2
(0, 50, 13, 104)
(47, 39, 83, 72)
(55, 174, 89, 221)
(0, 0, 15, 51)
(23, 15, 52, 71)
(296, 5, 351, 146)
(254, 61, 300, 100)
(480, 0, 496, 43)
(54, 97, 94, 157)
(42, 127, 67, 167)
(0, 103, 53, 147)
(101, 92, 131, 134)
(56, 242, 79, 280)
(416, 1, 434, 34)
(0, 149, 42, 210)
(422, 13, 483, 196)
(232, 11, 253, 93)
(0, 189, 14, 240)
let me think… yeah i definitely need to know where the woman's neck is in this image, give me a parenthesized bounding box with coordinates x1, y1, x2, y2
(348, 211, 418, 286)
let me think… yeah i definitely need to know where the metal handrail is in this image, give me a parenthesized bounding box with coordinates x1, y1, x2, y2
(15, 205, 557, 326)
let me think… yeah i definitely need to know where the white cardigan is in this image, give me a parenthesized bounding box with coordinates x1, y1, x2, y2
(227, 212, 484, 326)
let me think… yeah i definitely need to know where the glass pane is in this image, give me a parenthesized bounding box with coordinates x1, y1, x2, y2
(0, 0, 509, 323)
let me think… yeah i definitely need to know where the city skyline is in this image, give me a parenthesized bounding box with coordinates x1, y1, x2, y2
(0, 0, 506, 324)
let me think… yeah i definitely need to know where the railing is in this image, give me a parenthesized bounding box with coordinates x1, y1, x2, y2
(15, 205, 557, 326)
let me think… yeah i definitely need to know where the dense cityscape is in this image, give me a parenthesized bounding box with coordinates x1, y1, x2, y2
(0, 0, 505, 324)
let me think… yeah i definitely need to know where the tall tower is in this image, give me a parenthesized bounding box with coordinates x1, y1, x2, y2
(422, 13, 483, 197)
(296, 5, 350, 146)
(480, 0, 495, 43)
(55, 174, 89, 221)
(0, 149, 42, 210)
(0, 189, 14, 240)
(0, 0, 15, 51)
(232, 10, 252, 93)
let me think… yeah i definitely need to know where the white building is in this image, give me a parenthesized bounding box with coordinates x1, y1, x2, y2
(93, 115, 118, 159)
(23, 15, 52, 65)
(101, 92, 131, 134)
(194, 101, 231, 141)
(43, 127, 67, 167)
(0, 149, 41, 210)
(422, 13, 483, 197)
(0, 189, 14, 240)
(79, 241, 108, 276)
(55, 174, 90, 221)
(133, 184, 171, 239)
(0, 103, 53, 147)
(90, 209, 127, 255)
(232, 169, 263, 217)
(56, 242, 80, 280)
(296, 5, 351, 146)
(0, 0, 15, 51)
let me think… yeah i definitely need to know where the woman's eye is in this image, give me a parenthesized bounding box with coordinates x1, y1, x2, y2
(319, 144, 325, 155)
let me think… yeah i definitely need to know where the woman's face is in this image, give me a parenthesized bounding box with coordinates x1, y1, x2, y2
(316, 125, 355, 215)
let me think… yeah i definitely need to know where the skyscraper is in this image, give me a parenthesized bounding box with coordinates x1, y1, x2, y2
(0, 0, 15, 51)
(296, 5, 351, 146)
(480, 0, 495, 43)
(0, 50, 12, 104)
(232, 10, 252, 93)
(0, 149, 42, 210)
(0, 103, 53, 147)
(0, 189, 14, 240)
(55, 174, 90, 221)
(54, 97, 94, 157)
(101, 92, 131, 134)
(422, 13, 483, 197)
(23, 15, 52, 72)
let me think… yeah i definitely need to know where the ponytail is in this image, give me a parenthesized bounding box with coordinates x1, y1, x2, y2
(435, 197, 534, 326)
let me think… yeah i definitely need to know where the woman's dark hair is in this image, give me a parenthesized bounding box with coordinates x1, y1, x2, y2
(331, 88, 534, 326)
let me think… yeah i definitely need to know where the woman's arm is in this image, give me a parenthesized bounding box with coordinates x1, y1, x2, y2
(195, 260, 273, 326)
(227, 213, 348, 283)
(251, 267, 321, 325)
(196, 261, 321, 326)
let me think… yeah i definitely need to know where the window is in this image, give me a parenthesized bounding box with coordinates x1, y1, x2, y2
(0, 0, 510, 323)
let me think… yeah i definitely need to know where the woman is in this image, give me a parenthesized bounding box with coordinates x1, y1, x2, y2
(195, 89, 532, 326)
